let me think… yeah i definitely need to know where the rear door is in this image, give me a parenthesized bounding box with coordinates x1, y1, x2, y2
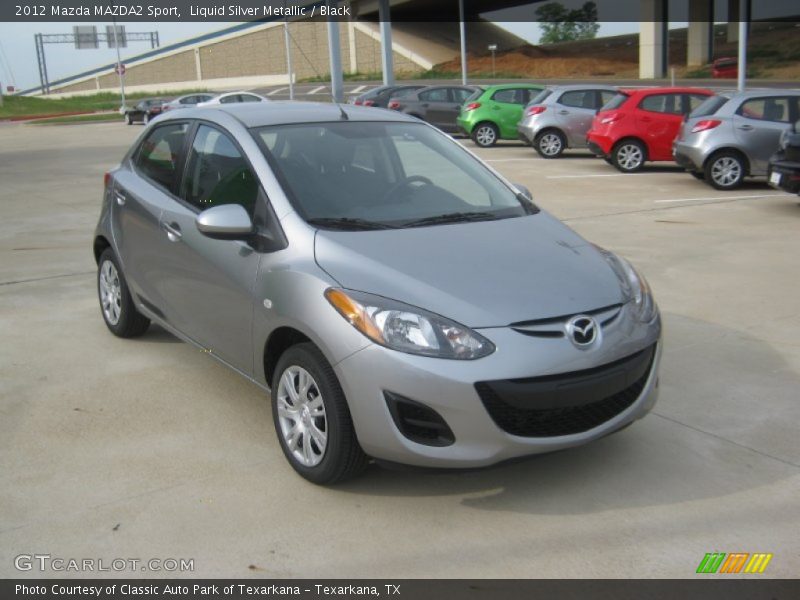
(111, 122, 190, 315)
(554, 89, 600, 147)
(635, 93, 684, 160)
(157, 123, 262, 373)
(416, 87, 452, 129)
(733, 96, 795, 174)
(491, 88, 531, 137)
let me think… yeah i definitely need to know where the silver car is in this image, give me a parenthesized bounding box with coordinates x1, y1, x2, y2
(94, 102, 662, 484)
(518, 85, 618, 158)
(161, 93, 216, 113)
(674, 90, 800, 189)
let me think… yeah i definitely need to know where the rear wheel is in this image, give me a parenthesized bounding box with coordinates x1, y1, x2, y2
(612, 139, 646, 173)
(97, 249, 150, 338)
(472, 122, 498, 148)
(272, 343, 368, 485)
(535, 130, 566, 158)
(705, 151, 745, 190)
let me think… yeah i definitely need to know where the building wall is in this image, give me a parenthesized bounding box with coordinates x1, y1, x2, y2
(353, 28, 423, 75)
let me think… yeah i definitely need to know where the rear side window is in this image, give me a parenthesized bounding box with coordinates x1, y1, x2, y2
(639, 93, 682, 115)
(492, 88, 528, 105)
(737, 97, 791, 123)
(240, 94, 262, 103)
(528, 89, 552, 105)
(600, 90, 617, 106)
(559, 90, 597, 109)
(219, 95, 239, 104)
(451, 88, 475, 103)
(691, 95, 729, 118)
(180, 125, 259, 215)
(389, 87, 419, 100)
(135, 122, 189, 190)
(687, 94, 711, 112)
(419, 88, 448, 102)
(602, 93, 629, 111)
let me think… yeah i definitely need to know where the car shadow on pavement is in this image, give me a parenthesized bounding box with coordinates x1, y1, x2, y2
(333, 313, 800, 515)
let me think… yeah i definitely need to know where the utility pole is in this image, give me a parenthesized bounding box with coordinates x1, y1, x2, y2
(284, 20, 294, 100)
(111, 18, 126, 110)
(459, 0, 467, 85)
(737, 0, 747, 91)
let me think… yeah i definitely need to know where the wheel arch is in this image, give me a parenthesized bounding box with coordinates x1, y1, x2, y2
(93, 235, 112, 264)
(535, 127, 568, 147)
(703, 147, 751, 176)
(612, 136, 649, 161)
(263, 326, 312, 388)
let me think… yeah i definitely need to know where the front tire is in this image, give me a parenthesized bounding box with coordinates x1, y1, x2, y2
(612, 139, 646, 172)
(272, 343, 368, 485)
(125, 113, 133, 125)
(97, 249, 150, 338)
(535, 130, 566, 158)
(705, 151, 745, 190)
(471, 122, 498, 148)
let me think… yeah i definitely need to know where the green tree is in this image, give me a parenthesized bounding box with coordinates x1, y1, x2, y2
(536, 2, 600, 44)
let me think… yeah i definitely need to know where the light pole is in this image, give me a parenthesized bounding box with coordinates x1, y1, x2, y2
(111, 18, 126, 111)
(488, 44, 497, 78)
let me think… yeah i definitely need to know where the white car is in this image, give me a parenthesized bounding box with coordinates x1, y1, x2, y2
(197, 91, 268, 107)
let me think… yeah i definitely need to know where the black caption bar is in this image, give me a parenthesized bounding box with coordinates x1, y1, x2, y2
(4, 580, 800, 600)
(1, 0, 795, 23)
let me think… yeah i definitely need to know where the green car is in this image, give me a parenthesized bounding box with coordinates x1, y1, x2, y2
(457, 83, 544, 148)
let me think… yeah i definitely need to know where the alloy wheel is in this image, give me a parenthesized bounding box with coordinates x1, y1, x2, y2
(276, 366, 328, 467)
(99, 260, 122, 325)
(616, 144, 643, 171)
(711, 156, 742, 188)
(539, 133, 563, 156)
(475, 125, 496, 147)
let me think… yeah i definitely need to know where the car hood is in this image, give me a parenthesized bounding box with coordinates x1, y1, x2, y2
(314, 214, 626, 328)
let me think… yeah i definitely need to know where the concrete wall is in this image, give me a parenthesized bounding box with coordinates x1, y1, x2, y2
(44, 20, 428, 96)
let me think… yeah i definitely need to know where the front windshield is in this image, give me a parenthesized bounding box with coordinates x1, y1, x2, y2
(253, 121, 531, 229)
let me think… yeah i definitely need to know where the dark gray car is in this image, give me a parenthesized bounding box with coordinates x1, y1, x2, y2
(94, 102, 661, 484)
(351, 84, 425, 108)
(390, 85, 481, 133)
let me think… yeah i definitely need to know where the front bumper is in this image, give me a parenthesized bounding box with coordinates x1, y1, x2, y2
(334, 308, 662, 468)
(672, 140, 706, 173)
(768, 158, 800, 195)
(586, 133, 612, 157)
(517, 123, 537, 145)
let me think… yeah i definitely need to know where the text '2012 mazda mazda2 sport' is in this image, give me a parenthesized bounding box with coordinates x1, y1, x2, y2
(95, 102, 662, 484)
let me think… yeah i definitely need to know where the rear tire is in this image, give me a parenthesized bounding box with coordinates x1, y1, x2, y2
(471, 122, 498, 148)
(272, 343, 368, 485)
(97, 248, 150, 338)
(535, 129, 566, 158)
(611, 139, 646, 173)
(705, 151, 745, 190)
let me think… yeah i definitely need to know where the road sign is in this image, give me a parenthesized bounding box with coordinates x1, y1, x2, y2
(114, 63, 126, 76)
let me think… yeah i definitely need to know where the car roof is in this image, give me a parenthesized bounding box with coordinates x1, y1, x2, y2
(723, 88, 800, 99)
(546, 84, 618, 92)
(625, 86, 714, 95)
(483, 83, 543, 91)
(167, 101, 421, 128)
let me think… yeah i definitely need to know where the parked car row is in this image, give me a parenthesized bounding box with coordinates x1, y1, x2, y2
(125, 91, 268, 125)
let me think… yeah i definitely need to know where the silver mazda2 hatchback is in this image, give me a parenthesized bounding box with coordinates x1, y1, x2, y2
(95, 102, 662, 484)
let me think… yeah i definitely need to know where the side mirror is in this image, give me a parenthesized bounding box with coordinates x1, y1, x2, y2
(196, 204, 254, 240)
(514, 183, 532, 201)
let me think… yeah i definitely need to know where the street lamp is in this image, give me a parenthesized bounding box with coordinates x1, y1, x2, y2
(488, 44, 498, 78)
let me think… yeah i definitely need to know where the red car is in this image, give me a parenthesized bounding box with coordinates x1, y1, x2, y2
(711, 57, 738, 79)
(586, 87, 714, 172)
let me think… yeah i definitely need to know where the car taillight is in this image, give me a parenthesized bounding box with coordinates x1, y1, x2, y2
(465, 102, 481, 111)
(388, 100, 400, 110)
(353, 100, 362, 105)
(691, 119, 721, 133)
(526, 105, 546, 116)
(600, 112, 623, 125)
(104, 172, 111, 189)
(363, 99, 375, 107)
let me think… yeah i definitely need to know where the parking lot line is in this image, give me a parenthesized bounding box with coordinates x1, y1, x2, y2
(547, 173, 635, 179)
(308, 86, 327, 95)
(266, 87, 287, 96)
(654, 193, 784, 204)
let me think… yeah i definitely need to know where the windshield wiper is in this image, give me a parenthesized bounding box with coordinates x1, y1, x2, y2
(401, 211, 501, 228)
(306, 217, 398, 231)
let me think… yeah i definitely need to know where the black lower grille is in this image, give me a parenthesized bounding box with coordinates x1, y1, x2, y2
(475, 346, 655, 438)
(384, 392, 455, 447)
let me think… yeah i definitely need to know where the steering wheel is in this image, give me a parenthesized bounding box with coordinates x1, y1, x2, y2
(382, 175, 434, 203)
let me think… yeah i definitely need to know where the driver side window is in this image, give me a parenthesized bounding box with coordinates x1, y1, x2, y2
(180, 125, 259, 215)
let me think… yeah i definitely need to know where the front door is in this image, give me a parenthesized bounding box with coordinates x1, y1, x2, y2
(733, 96, 795, 174)
(635, 92, 684, 161)
(157, 123, 263, 374)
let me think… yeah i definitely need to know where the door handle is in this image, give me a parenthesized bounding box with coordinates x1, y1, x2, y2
(161, 221, 182, 242)
(737, 124, 754, 131)
(558, 110, 569, 115)
(114, 191, 127, 206)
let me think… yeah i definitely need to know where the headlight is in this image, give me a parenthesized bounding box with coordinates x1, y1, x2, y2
(597, 248, 657, 323)
(324, 288, 495, 360)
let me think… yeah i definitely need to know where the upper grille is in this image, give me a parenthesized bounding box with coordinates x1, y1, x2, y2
(475, 345, 655, 438)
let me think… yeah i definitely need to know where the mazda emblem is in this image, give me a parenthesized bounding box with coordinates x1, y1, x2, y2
(566, 315, 599, 347)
